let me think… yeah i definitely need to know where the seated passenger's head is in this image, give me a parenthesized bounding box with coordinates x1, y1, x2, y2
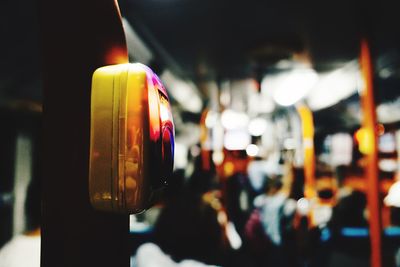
(263, 175, 283, 195)
(335, 190, 368, 226)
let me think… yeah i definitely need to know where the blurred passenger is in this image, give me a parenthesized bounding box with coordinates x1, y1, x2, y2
(306, 175, 337, 267)
(309, 176, 336, 228)
(288, 166, 305, 200)
(225, 172, 256, 237)
(151, 190, 229, 266)
(330, 190, 368, 227)
(247, 159, 271, 194)
(187, 153, 219, 197)
(133, 243, 220, 267)
(327, 190, 370, 267)
(135, 158, 230, 267)
(337, 165, 364, 198)
(335, 165, 347, 187)
(0, 178, 41, 267)
(254, 176, 286, 246)
(245, 175, 296, 267)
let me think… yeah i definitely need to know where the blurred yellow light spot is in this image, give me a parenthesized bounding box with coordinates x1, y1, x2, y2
(355, 127, 374, 155)
(224, 161, 235, 177)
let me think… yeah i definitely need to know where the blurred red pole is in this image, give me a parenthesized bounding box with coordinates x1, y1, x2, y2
(200, 109, 211, 171)
(359, 39, 382, 267)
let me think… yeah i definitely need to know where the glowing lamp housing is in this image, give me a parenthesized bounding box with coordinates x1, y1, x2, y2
(89, 63, 174, 214)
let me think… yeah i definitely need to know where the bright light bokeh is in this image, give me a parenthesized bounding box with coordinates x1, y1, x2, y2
(297, 198, 310, 216)
(262, 69, 318, 106)
(224, 129, 250, 150)
(173, 142, 188, 169)
(307, 61, 359, 110)
(212, 150, 225, 165)
(160, 70, 203, 113)
(221, 109, 249, 130)
(384, 181, 400, 207)
(248, 118, 268, 136)
(246, 144, 259, 157)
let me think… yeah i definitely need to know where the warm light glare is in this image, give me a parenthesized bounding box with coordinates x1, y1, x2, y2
(355, 128, 374, 155)
(377, 123, 385, 136)
(355, 128, 365, 144)
(105, 46, 128, 65)
(159, 102, 170, 122)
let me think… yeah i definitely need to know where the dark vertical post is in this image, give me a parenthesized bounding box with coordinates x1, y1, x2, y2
(359, 39, 382, 267)
(39, 0, 130, 266)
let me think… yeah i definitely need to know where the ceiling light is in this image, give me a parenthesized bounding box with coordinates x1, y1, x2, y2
(160, 70, 203, 113)
(307, 61, 359, 110)
(262, 69, 318, 107)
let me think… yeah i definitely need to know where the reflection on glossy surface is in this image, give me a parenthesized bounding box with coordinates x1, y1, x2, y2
(89, 63, 175, 213)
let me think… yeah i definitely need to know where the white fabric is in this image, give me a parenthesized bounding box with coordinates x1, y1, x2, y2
(254, 193, 287, 245)
(0, 235, 40, 267)
(133, 243, 219, 267)
(225, 222, 242, 250)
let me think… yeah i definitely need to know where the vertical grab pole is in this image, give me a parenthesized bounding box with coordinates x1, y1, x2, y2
(359, 39, 382, 267)
(296, 104, 316, 200)
(40, 0, 130, 266)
